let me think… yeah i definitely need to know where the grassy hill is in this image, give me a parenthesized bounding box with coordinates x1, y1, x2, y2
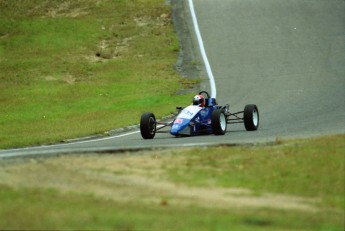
(0, 0, 194, 148)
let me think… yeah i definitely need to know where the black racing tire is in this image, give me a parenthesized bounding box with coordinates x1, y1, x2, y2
(211, 109, 227, 135)
(244, 104, 259, 131)
(140, 112, 156, 139)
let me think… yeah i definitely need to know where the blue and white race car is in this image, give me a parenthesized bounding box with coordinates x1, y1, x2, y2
(140, 91, 259, 139)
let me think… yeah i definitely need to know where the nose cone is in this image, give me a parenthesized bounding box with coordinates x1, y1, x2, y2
(170, 118, 190, 136)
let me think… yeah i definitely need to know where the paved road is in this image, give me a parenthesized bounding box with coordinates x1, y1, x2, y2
(193, 0, 345, 137)
(1, 0, 344, 158)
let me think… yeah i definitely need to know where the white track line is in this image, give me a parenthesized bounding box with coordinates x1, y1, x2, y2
(0, 130, 139, 152)
(0, 124, 172, 153)
(188, 0, 217, 98)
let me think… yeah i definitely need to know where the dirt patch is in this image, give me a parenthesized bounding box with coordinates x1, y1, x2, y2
(134, 13, 171, 28)
(94, 36, 134, 60)
(0, 153, 320, 212)
(44, 74, 76, 84)
(29, 0, 102, 18)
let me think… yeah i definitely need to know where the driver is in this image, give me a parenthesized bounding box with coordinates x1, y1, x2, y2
(192, 94, 205, 107)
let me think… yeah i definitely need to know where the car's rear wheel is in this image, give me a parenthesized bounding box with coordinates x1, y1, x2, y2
(140, 112, 156, 139)
(244, 104, 259, 131)
(212, 109, 227, 135)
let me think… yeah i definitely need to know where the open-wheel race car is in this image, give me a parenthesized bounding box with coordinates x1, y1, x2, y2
(140, 91, 259, 139)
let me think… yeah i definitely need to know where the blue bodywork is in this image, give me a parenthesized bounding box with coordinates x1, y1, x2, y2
(170, 98, 218, 136)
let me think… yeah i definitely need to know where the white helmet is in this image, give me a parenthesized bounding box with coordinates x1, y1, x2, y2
(192, 94, 205, 107)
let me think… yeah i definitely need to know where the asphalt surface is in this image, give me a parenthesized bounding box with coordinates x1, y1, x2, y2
(1, 0, 344, 158)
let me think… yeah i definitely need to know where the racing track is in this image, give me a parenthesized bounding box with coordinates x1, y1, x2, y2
(1, 0, 344, 158)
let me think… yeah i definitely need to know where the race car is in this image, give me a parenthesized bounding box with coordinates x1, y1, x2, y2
(140, 91, 259, 139)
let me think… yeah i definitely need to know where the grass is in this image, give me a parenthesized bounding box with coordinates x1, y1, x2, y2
(166, 135, 345, 209)
(0, 0, 194, 149)
(0, 185, 341, 231)
(0, 135, 343, 230)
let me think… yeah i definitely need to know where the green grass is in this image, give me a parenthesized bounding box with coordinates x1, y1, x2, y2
(0, 136, 343, 230)
(0, 0, 194, 148)
(166, 135, 345, 209)
(0, 186, 342, 231)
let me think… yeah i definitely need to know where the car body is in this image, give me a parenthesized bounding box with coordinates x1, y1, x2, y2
(140, 91, 259, 139)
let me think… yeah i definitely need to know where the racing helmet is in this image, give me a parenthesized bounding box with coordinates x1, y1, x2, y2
(192, 94, 205, 107)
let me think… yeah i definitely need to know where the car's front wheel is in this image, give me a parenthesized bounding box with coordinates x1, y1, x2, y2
(212, 109, 227, 135)
(140, 112, 156, 139)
